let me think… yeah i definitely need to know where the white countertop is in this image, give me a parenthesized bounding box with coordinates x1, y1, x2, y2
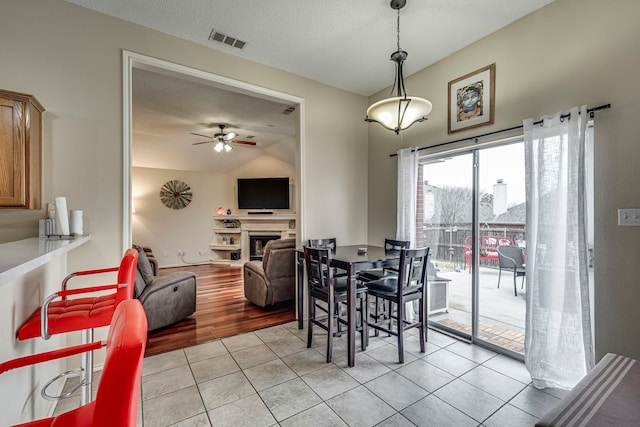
(0, 235, 91, 285)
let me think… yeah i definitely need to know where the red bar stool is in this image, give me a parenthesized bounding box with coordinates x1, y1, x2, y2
(1, 299, 147, 427)
(16, 248, 139, 405)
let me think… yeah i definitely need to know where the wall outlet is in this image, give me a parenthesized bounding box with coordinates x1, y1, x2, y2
(163, 250, 167, 257)
(618, 208, 640, 226)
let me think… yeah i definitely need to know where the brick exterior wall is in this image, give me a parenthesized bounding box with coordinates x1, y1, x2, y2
(415, 165, 425, 248)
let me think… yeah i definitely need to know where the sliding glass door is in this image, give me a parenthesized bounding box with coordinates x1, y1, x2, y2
(476, 143, 526, 354)
(422, 138, 526, 356)
(422, 153, 474, 338)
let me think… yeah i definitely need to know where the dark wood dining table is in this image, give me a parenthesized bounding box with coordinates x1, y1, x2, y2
(296, 244, 402, 367)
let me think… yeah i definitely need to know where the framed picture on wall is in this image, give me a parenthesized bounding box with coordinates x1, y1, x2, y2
(448, 63, 495, 133)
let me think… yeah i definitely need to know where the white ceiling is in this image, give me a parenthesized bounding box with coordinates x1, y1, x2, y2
(64, 0, 555, 172)
(131, 67, 297, 173)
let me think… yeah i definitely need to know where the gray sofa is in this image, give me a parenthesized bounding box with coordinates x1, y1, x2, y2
(243, 238, 296, 307)
(133, 245, 197, 331)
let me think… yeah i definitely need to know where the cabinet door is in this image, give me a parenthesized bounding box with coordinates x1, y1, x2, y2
(0, 97, 26, 207)
(0, 89, 43, 209)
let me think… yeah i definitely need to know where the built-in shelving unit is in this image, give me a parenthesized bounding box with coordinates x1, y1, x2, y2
(210, 214, 296, 266)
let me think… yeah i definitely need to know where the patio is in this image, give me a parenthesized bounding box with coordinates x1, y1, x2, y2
(429, 266, 526, 354)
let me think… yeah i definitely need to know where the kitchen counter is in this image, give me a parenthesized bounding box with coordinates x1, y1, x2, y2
(0, 235, 91, 285)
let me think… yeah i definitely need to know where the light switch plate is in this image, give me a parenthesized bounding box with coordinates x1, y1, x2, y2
(618, 209, 640, 226)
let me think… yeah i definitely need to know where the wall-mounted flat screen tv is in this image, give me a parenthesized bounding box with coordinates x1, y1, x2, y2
(237, 177, 290, 210)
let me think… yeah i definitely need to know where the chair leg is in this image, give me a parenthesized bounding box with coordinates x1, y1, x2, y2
(497, 269, 502, 289)
(360, 294, 368, 351)
(397, 301, 404, 364)
(80, 329, 93, 405)
(513, 271, 518, 297)
(419, 296, 426, 353)
(387, 300, 393, 337)
(373, 296, 380, 337)
(307, 295, 314, 349)
(326, 301, 333, 363)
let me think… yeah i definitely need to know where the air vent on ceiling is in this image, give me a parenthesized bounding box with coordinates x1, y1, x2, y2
(282, 106, 296, 115)
(208, 28, 247, 50)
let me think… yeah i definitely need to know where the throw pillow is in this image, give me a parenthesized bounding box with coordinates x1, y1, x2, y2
(133, 245, 154, 286)
(134, 269, 147, 298)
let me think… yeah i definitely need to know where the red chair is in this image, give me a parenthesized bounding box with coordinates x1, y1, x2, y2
(16, 248, 139, 404)
(1, 299, 147, 427)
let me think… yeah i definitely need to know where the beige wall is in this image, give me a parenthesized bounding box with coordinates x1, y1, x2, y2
(132, 167, 227, 267)
(367, 0, 640, 360)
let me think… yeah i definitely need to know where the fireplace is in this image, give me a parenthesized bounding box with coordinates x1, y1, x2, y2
(249, 235, 281, 261)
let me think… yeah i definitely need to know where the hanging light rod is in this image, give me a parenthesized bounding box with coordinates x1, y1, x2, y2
(365, 0, 433, 135)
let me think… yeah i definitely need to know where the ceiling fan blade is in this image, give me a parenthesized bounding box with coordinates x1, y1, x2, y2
(233, 140, 257, 146)
(192, 140, 214, 145)
(189, 132, 212, 138)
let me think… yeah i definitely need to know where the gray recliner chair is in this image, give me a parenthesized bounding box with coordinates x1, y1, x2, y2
(243, 238, 296, 307)
(133, 245, 197, 331)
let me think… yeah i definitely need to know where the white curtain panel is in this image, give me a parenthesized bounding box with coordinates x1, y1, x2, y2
(397, 147, 420, 321)
(524, 105, 594, 389)
(396, 147, 419, 247)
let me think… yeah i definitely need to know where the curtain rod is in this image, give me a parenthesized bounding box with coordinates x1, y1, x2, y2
(389, 103, 611, 157)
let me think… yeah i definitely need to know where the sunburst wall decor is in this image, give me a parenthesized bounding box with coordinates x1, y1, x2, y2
(160, 180, 192, 209)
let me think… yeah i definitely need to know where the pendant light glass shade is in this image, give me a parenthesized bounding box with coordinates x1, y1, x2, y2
(366, 95, 432, 133)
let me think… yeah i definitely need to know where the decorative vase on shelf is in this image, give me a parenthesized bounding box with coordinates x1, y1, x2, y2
(216, 207, 225, 215)
(227, 209, 232, 215)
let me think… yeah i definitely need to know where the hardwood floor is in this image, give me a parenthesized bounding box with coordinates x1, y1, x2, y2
(144, 264, 296, 357)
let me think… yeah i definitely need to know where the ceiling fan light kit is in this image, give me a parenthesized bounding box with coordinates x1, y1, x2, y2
(213, 141, 233, 153)
(191, 123, 257, 153)
(365, 0, 433, 135)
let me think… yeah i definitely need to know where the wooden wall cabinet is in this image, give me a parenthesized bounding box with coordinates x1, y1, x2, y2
(0, 89, 44, 209)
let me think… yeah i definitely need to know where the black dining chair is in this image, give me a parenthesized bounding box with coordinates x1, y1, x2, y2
(304, 246, 368, 362)
(367, 247, 430, 363)
(307, 238, 337, 251)
(356, 238, 410, 283)
(497, 245, 526, 296)
(308, 237, 348, 278)
(356, 239, 410, 324)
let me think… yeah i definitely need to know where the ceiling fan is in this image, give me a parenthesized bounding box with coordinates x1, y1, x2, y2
(190, 124, 257, 153)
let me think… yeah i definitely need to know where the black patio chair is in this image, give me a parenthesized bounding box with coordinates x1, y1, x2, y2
(497, 245, 526, 296)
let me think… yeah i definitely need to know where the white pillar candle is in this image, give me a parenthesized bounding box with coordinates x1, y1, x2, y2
(70, 210, 84, 236)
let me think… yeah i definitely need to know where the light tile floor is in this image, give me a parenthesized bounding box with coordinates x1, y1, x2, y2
(55, 322, 568, 426)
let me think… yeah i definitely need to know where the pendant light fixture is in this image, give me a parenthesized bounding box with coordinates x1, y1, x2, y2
(365, 0, 432, 135)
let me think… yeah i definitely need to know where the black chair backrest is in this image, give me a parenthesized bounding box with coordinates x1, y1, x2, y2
(304, 246, 333, 292)
(497, 245, 525, 268)
(385, 239, 410, 253)
(397, 247, 430, 296)
(308, 238, 337, 251)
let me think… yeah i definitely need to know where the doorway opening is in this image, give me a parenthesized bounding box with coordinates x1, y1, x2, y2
(122, 51, 304, 250)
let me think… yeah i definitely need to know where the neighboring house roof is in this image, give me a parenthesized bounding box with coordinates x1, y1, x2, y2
(423, 182, 525, 225)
